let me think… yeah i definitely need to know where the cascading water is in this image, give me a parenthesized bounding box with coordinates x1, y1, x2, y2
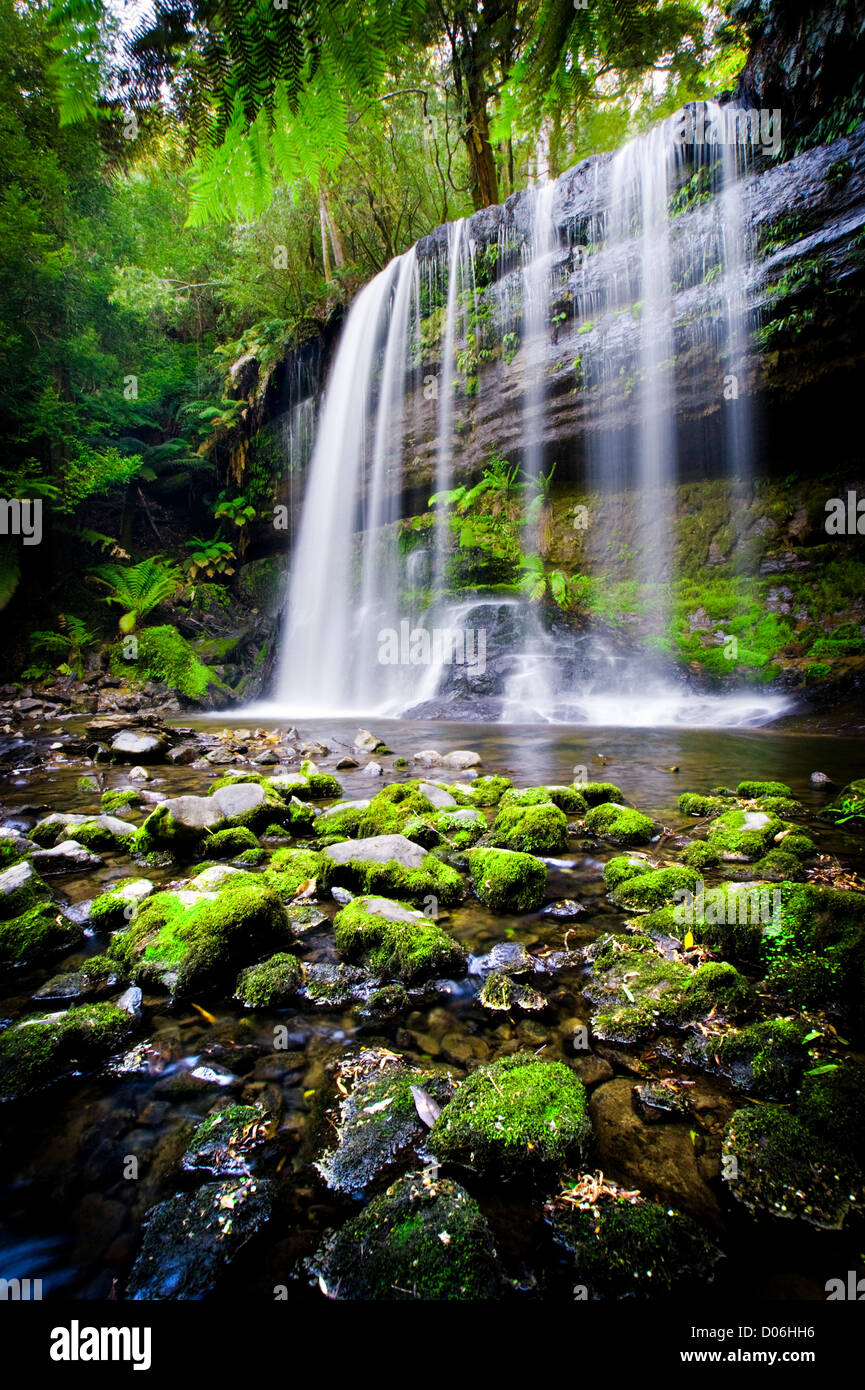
(261, 102, 790, 727)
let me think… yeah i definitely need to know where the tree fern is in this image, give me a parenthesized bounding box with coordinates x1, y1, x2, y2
(90, 555, 183, 631)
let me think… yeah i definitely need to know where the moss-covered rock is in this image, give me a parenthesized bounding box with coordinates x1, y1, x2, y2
(580, 782, 624, 805)
(428, 808, 486, 850)
(316, 1049, 455, 1192)
(585, 803, 655, 846)
(500, 785, 588, 815)
(736, 780, 792, 800)
(722, 1106, 862, 1229)
(609, 864, 699, 912)
(796, 1063, 865, 1164)
(334, 896, 466, 984)
(234, 952, 302, 1007)
(705, 808, 784, 860)
(299, 761, 342, 799)
(487, 801, 569, 854)
(101, 789, 142, 815)
(323, 837, 464, 906)
(0, 1003, 134, 1100)
(309, 1174, 501, 1299)
(126, 1177, 274, 1299)
(108, 877, 292, 996)
(0, 902, 81, 966)
(602, 854, 653, 890)
(356, 783, 437, 838)
(760, 882, 865, 1020)
(706, 1018, 808, 1099)
(203, 827, 261, 859)
(87, 878, 156, 930)
(549, 1193, 720, 1298)
(584, 933, 694, 1043)
(678, 792, 729, 817)
(478, 970, 545, 1012)
(265, 848, 326, 898)
(683, 961, 753, 1017)
(467, 847, 547, 913)
(182, 1103, 272, 1175)
(0, 861, 50, 919)
(463, 775, 512, 806)
(429, 1053, 591, 1174)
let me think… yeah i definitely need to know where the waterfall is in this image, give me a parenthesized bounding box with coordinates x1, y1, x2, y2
(262, 103, 790, 727)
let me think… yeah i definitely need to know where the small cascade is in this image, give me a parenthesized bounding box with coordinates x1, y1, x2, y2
(432, 219, 471, 593)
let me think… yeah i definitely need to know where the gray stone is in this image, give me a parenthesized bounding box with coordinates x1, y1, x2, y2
(31, 840, 103, 872)
(353, 729, 383, 753)
(417, 782, 457, 809)
(110, 730, 167, 761)
(210, 782, 267, 818)
(323, 834, 427, 870)
(440, 750, 481, 770)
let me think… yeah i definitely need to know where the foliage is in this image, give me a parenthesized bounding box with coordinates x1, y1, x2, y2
(90, 555, 183, 631)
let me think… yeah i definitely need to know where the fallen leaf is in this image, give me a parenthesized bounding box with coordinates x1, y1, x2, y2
(191, 1002, 217, 1024)
(410, 1084, 441, 1128)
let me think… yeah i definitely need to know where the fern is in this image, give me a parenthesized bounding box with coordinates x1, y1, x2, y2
(89, 555, 183, 631)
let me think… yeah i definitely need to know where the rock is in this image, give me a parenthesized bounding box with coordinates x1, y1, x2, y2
(127, 766, 150, 781)
(300, 962, 378, 1008)
(210, 781, 267, 821)
(469, 942, 535, 975)
(88, 878, 156, 928)
(336, 756, 359, 770)
(315, 1049, 454, 1193)
(205, 747, 239, 765)
(571, 1053, 614, 1087)
(33, 971, 91, 1001)
(253, 750, 279, 765)
(330, 886, 353, 907)
(0, 1003, 134, 1100)
(116, 986, 143, 1018)
(126, 1178, 274, 1299)
(430, 1054, 591, 1173)
(722, 1106, 862, 1230)
(300, 741, 328, 757)
(0, 860, 48, 917)
(181, 1104, 272, 1175)
(309, 1174, 500, 1299)
(416, 782, 457, 809)
(441, 750, 481, 770)
(110, 730, 167, 762)
(166, 743, 200, 766)
(234, 953, 302, 1007)
(549, 1192, 721, 1298)
(466, 847, 547, 913)
(487, 800, 569, 853)
(810, 771, 833, 785)
(31, 839, 103, 872)
(478, 971, 546, 1012)
(353, 729, 384, 753)
(324, 834, 427, 870)
(187, 865, 244, 891)
(362, 761, 384, 777)
(137, 795, 225, 844)
(541, 899, 587, 920)
(585, 802, 655, 846)
(334, 895, 466, 984)
(412, 749, 442, 768)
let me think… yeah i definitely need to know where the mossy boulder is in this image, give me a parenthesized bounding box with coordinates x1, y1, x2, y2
(298, 761, 342, 799)
(500, 784, 588, 815)
(316, 1049, 455, 1193)
(30, 812, 135, 850)
(429, 1053, 591, 1174)
(602, 854, 653, 890)
(0, 903, 81, 966)
(265, 848, 327, 898)
(478, 970, 545, 1012)
(796, 1063, 865, 1164)
(683, 961, 753, 1018)
(580, 782, 624, 805)
(428, 808, 486, 849)
(0, 1003, 134, 1100)
(760, 882, 865, 1021)
(705, 808, 784, 861)
(356, 783, 437, 838)
(87, 878, 156, 930)
(463, 775, 512, 806)
(108, 877, 292, 996)
(467, 847, 547, 913)
(609, 864, 699, 912)
(309, 1174, 501, 1300)
(323, 835, 464, 906)
(207, 780, 287, 833)
(203, 827, 261, 859)
(133, 796, 225, 856)
(182, 1103, 272, 1176)
(0, 861, 50, 920)
(126, 1177, 274, 1300)
(585, 803, 655, 846)
(314, 802, 369, 841)
(701, 1018, 808, 1099)
(584, 933, 695, 1043)
(334, 896, 466, 984)
(101, 789, 142, 815)
(487, 801, 569, 854)
(234, 952, 302, 1007)
(722, 1106, 862, 1229)
(550, 1194, 720, 1298)
(736, 780, 792, 799)
(678, 792, 729, 817)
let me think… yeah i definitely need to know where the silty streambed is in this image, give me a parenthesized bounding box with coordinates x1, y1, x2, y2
(0, 714, 863, 1301)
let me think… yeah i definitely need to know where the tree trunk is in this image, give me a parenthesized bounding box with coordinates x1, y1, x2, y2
(465, 79, 499, 209)
(321, 183, 346, 269)
(319, 190, 333, 282)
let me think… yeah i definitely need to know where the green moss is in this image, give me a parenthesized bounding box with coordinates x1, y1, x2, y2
(0, 864, 50, 919)
(429, 1054, 591, 1173)
(736, 780, 792, 799)
(183, 1104, 263, 1171)
(586, 933, 696, 1041)
(428, 810, 485, 849)
(235, 952, 302, 1007)
(684, 961, 752, 1017)
(101, 789, 142, 814)
(585, 803, 654, 846)
(309, 1174, 501, 1300)
(334, 897, 466, 984)
(751, 849, 806, 880)
(204, 827, 260, 859)
(299, 761, 342, 799)
(108, 876, 292, 996)
(602, 855, 652, 890)
(465, 775, 512, 806)
(467, 847, 547, 913)
(357, 784, 437, 837)
(0, 1003, 133, 1100)
(112, 624, 217, 701)
(760, 882, 865, 1020)
(705, 807, 784, 860)
(683, 842, 721, 869)
(713, 1019, 807, 1099)
(72, 819, 133, 850)
(487, 801, 569, 853)
(315, 805, 366, 840)
(609, 865, 699, 912)
(722, 1106, 862, 1229)
(678, 792, 728, 817)
(88, 879, 154, 930)
(0, 903, 81, 965)
(326, 851, 464, 907)
(265, 848, 327, 897)
(551, 1196, 719, 1298)
(500, 784, 588, 814)
(580, 782, 624, 805)
(796, 1063, 865, 1162)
